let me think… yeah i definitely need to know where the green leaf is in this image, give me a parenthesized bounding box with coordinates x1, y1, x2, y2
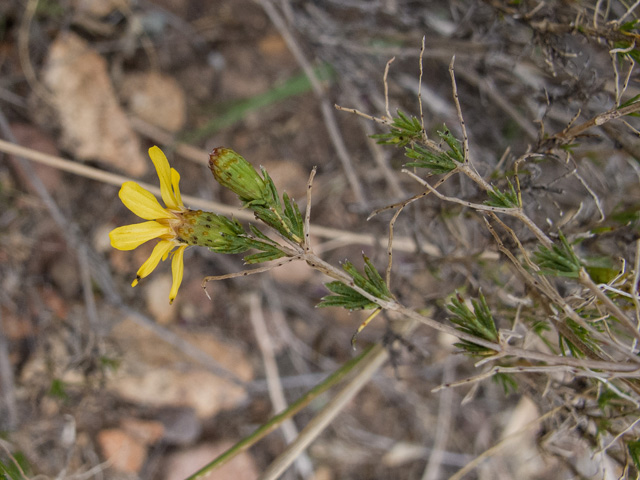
(613, 41, 640, 63)
(282, 192, 304, 240)
(0, 452, 31, 480)
(363, 256, 392, 298)
(492, 372, 518, 395)
(99, 356, 121, 372)
(317, 281, 378, 310)
(371, 110, 423, 147)
(207, 230, 287, 264)
(249, 224, 276, 243)
(317, 256, 392, 311)
(485, 178, 520, 208)
(448, 292, 498, 342)
(243, 249, 287, 264)
(619, 19, 640, 32)
(447, 292, 499, 355)
(559, 334, 586, 359)
(261, 169, 281, 210)
(597, 388, 621, 410)
(611, 205, 640, 226)
(342, 261, 369, 291)
(533, 231, 582, 278)
(405, 144, 457, 174)
(618, 93, 640, 109)
(452, 341, 496, 356)
(584, 263, 619, 284)
(182, 64, 335, 142)
(207, 233, 252, 255)
(404, 127, 462, 174)
(440, 127, 464, 162)
(48, 378, 69, 401)
(629, 439, 640, 471)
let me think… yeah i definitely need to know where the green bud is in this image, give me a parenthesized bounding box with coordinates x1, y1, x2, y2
(175, 209, 246, 254)
(209, 147, 269, 204)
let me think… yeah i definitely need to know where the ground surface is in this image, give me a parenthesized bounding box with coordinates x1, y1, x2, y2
(1, 1, 640, 479)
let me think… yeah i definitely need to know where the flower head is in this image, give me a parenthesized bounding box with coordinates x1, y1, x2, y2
(110, 146, 188, 304)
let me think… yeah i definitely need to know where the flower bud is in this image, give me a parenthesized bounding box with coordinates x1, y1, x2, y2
(209, 147, 269, 204)
(175, 209, 246, 254)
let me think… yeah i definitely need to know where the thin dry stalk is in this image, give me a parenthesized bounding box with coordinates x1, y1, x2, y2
(202, 257, 302, 297)
(448, 57, 469, 165)
(453, 65, 538, 141)
(449, 407, 564, 480)
(421, 358, 455, 480)
(256, 0, 366, 205)
(248, 293, 313, 479)
(484, 214, 640, 367)
(258, 344, 389, 480)
(543, 101, 640, 148)
(304, 167, 317, 252)
(18, 0, 55, 105)
(0, 138, 440, 255)
(351, 98, 405, 198)
(617, 0, 640, 25)
(403, 169, 553, 248)
(578, 268, 640, 343)
(384, 56, 395, 119)
(0, 114, 246, 389)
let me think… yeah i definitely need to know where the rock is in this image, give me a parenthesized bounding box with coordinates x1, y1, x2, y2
(108, 318, 253, 419)
(144, 274, 179, 324)
(120, 72, 187, 133)
(120, 417, 165, 445)
(97, 428, 147, 473)
(113, 369, 246, 420)
(258, 33, 288, 58)
(163, 442, 258, 480)
(157, 407, 201, 445)
(42, 32, 146, 176)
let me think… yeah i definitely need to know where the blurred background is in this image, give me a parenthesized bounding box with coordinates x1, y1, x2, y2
(1, 0, 639, 479)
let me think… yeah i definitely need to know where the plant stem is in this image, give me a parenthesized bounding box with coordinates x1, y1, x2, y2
(579, 268, 640, 342)
(258, 343, 389, 480)
(184, 344, 379, 480)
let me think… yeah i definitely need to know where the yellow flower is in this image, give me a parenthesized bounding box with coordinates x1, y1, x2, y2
(110, 146, 188, 304)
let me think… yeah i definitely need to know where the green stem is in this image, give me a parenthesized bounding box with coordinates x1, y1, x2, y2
(184, 344, 378, 480)
(258, 344, 388, 479)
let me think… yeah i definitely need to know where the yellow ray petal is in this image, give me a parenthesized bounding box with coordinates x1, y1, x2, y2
(149, 146, 179, 209)
(119, 182, 174, 220)
(169, 245, 186, 304)
(132, 240, 175, 286)
(170, 168, 183, 208)
(109, 221, 171, 251)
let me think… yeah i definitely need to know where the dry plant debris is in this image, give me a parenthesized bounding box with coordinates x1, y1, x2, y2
(0, 1, 640, 479)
